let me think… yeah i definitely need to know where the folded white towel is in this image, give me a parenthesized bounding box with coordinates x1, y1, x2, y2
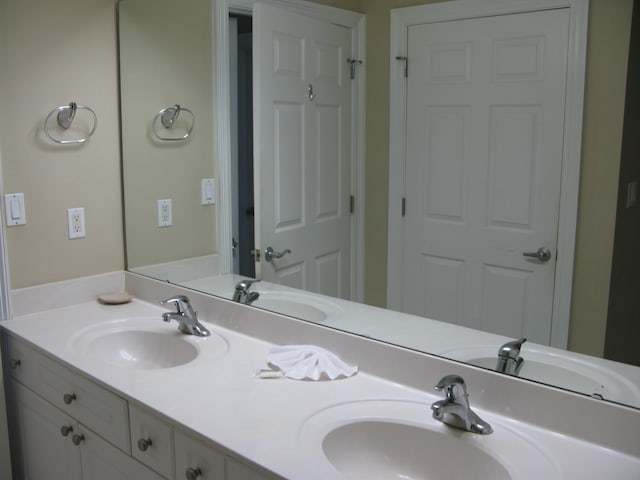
(266, 345, 358, 381)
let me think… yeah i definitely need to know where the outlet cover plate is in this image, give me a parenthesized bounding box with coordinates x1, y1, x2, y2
(157, 199, 172, 227)
(67, 208, 86, 239)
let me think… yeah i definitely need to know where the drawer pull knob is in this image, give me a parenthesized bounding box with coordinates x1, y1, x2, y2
(71, 434, 84, 446)
(137, 438, 152, 452)
(63, 393, 76, 405)
(60, 425, 73, 437)
(186, 467, 202, 480)
(9, 358, 21, 369)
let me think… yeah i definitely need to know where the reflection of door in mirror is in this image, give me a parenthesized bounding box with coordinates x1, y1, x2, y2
(392, 8, 572, 346)
(252, 4, 353, 299)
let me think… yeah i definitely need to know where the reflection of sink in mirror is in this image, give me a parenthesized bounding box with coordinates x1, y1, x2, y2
(441, 345, 640, 404)
(253, 296, 327, 322)
(298, 400, 558, 480)
(70, 317, 228, 370)
(226, 289, 343, 323)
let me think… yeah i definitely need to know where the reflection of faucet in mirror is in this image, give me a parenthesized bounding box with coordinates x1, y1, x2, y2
(431, 375, 493, 435)
(233, 279, 260, 305)
(496, 338, 527, 376)
(161, 295, 211, 337)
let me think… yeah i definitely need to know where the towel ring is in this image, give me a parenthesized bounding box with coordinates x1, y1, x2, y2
(44, 102, 97, 145)
(152, 105, 195, 141)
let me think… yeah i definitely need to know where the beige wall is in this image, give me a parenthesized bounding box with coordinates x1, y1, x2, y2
(120, 0, 217, 268)
(0, 0, 123, 289)
(570, 0, 634, 355)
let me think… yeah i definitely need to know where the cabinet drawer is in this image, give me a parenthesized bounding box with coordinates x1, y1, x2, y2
(130, 403, 174, 478)
(3, 335, 130, 452)
(174, 429, 225, 480)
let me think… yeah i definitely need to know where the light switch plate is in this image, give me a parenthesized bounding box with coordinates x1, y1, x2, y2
(5, 193, 26, 226)
(201, 178, 215, 205)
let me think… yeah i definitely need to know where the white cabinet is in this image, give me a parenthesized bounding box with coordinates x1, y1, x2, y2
(174, 429, 225, 480)
(78, 424, 163, 480)
(4, 334, 130, 450)
(7, 378, 162, 480)
(226, 457, 276, 480)
(7, 378, 82, 480)
(130, 403, 174, 478)
(3, 334, 280, 480)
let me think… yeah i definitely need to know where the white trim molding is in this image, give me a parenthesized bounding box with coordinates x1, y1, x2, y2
(387, 0, 589, 349)
(214, 0, 366, 302)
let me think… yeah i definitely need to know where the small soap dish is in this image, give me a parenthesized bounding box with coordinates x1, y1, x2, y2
(97, 292, 133, 305)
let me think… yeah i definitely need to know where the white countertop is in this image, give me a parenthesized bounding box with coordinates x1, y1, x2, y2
(2, 294, 640, 479)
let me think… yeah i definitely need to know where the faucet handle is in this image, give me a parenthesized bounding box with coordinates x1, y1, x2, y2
(434, 374, 467, 401)
(498, 338, 527, 360)
(161, 295, 191, 314)
(235, 278, 260, 292)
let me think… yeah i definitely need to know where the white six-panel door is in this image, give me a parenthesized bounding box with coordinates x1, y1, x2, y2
(253, 3, 352, 298)
(402, 8, 570, 343)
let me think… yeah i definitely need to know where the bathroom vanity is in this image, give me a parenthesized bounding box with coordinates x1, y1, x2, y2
(2, 273, 640, 479)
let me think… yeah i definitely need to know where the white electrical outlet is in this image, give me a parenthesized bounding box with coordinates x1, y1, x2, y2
(67, 208, 86, 239)
(157, 199, 172, 227)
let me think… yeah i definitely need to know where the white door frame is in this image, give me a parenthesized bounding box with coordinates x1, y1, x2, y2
(214, 0, 366, 302)
(387, 0, 589, 349)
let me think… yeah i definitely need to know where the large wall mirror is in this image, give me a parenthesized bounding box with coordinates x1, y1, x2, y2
(119, 0, 640, 409)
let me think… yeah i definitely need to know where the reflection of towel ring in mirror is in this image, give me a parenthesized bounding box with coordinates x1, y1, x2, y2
(153, 104, 194, 141)
(44, 102, 97, 144)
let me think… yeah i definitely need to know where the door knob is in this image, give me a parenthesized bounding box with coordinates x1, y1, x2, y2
(522, 247, 552, 262)
(264, 246, 292, 262)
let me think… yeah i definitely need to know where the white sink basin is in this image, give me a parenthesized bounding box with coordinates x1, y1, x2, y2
(298, 400, 557, 479)
(440, 345, 640, 404)
(70, 317, 227, 370)
(324, 420, 510, 479)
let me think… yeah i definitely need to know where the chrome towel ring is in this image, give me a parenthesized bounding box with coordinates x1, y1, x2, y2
(44, 102, 97, 145)
(152, 104, 195, 141)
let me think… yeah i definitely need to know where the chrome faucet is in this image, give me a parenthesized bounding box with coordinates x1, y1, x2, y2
(160, 295, 210, 337)
(496, 338, 526, 375)
(232, 279, 260, 305)
(431, 375, 493, 435)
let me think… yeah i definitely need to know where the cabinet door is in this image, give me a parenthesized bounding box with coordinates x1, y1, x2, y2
(174, 429, 225, 480)
(130, 403, 174, 478)
(78, 424, 165, 480)
(6, 378, 82, 480)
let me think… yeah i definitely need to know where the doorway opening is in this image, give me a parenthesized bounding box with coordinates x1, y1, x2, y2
(229, 13, 254, 278)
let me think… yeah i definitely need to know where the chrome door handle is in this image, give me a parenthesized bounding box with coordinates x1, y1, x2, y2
(522, 247, 552, 262)
(264, 246, 292, 262)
